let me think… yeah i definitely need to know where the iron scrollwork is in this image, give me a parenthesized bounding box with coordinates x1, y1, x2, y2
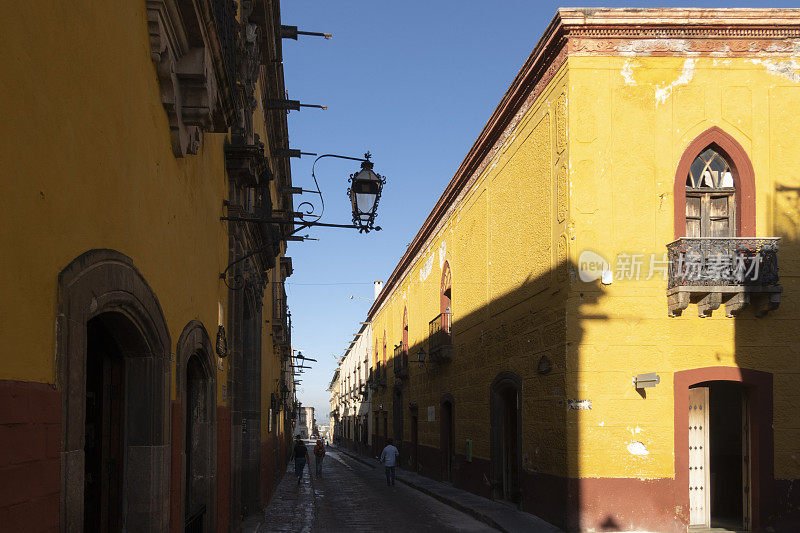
(666, 237, 780, 289)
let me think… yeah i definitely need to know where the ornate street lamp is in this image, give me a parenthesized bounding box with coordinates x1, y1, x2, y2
(348, 153, 385, 233)
(219, 150, 387, 286)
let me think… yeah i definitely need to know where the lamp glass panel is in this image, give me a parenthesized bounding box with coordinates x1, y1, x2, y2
(352, 170, 380, 216)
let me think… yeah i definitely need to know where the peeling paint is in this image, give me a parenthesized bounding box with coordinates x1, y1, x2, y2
(620, 58, 638, 85)
(438, 240, 446, 269)
(627, 441, 650, 456)
(419, 253, 434, 282)
(654, 58, 697, 104)
(568, 399, 592, 410)
(747, 58, 800, 83)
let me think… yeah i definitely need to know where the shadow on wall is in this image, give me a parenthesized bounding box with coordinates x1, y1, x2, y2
(374, 258, 606, 531)
(742, 185, 800, 530)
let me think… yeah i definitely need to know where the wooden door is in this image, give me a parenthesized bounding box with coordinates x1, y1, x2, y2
(689, 387, 710, 527)
(85, 319, 125, 533)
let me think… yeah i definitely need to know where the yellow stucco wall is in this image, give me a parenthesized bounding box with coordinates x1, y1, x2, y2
(370, 65, 570, 477)
(369, 53, 800, 485)
(568, 55, 800, 480)
(0, 1, 286, 417)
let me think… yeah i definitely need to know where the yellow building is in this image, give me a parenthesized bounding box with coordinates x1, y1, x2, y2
(0, 1, 299, 530)
(364, 9, 800, 532)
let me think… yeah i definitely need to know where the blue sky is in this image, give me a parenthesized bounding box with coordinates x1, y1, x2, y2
(280, 1, 795, 423)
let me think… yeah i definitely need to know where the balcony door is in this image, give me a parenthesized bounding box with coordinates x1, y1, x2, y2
(685, 148, 736, 238)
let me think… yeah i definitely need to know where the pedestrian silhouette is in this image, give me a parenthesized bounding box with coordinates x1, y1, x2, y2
(314, 439, 326, 478)
(380, 438, 400, 486)
(291, 436, 309, 484)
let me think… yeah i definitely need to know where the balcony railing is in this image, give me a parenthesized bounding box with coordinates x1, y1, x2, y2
(428, 312, 453, 363)
(666, 237, 781, 317)
(393, 344, 409, 379)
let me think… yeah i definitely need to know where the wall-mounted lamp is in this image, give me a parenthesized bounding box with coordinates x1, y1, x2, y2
(348, 153, 386, 233)
(633, 373, 660, 389)
(264, 99, 327, 112)
(411, 348, 426, 364)
(216, 302, 228, 358)
(280, 25, 332, 40)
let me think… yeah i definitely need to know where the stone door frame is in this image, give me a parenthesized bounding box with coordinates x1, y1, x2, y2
(176, 320, 217, 532)
(56, 249, 171, 532)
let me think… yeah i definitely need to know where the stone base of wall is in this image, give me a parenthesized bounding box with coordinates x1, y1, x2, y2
(260, 438, 275, 505)
(0, 380, 60, 531)
(216, 406, 231, 533)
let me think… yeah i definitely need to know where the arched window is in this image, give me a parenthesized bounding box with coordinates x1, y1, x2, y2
(441, 261, 452, 334)
(402, 307, 409, 367)
(674, 127, 755, 238)
(685, 148, 735, 237)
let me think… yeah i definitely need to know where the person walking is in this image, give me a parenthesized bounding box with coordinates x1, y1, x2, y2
(380, 438, 400, 487)
(313, 439, 326, 478)
(291, 436, 309, 484)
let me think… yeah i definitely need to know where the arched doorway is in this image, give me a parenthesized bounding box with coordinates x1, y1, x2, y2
(675, 367, 773, 530)
(490, 372, 522, 503)
(84, 314, 127, 531)
(177, 321, 216, 533)
(57, 250, 171, 531)
(440, 397, 455, 482)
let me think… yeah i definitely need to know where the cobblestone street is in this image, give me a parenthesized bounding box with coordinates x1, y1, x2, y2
(255, 445, 495, 532)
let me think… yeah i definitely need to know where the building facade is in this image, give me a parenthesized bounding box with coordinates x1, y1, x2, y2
(358, 9, 800, 532)
(335, 322, 374, 454)
(294, 406, 317, 439)
(328, 369, 342, 443)
(1, 1, 300, 531)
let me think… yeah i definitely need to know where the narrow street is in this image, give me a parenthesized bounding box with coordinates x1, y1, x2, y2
(256, 444, 495, 532)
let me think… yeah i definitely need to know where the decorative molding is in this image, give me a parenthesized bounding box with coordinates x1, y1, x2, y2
(147, 0, 237, 157)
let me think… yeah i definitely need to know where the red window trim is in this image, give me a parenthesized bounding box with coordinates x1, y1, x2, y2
(673, 126, 755, 238)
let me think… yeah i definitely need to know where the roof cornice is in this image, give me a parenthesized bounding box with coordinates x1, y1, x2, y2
(367, 8, 800, 320)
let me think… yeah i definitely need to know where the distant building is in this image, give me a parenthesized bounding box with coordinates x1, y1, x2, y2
(328, 369, 342, 443)
(332, 319, 374, 454)
(294, 406, 317, 439)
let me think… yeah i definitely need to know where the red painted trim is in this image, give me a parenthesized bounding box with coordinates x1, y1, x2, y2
(440, 261, 451, 316)
(673, 126, 756, 238)
(0, 380, 60, 532)
(673, 367, 773, 529)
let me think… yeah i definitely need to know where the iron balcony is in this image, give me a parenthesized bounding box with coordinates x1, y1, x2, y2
(428, 311, 453, 362)
(666, 237, 781, 317)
